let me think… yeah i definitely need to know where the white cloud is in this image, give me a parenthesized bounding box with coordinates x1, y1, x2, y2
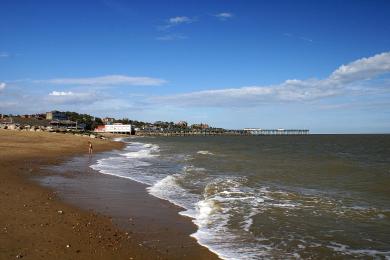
(215, 12, 234, 20)
(0, 82, 6, 91)
(158, 16, 194, 31)
(169, 16, 192, 24)
(329, 52, 390, 83)
(49, 91, 74, 96)
(38, 75, 167, 86)
(151, 52, 390, 107)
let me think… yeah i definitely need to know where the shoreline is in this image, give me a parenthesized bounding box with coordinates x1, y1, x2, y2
(0, 130, 219, 259)
(38, 148, 221, 259)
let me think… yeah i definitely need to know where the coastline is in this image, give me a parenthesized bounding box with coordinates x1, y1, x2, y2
(0, 130, 219, 259)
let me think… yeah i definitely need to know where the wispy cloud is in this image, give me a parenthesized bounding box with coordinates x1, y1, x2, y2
(214, 12, 234, 21)
(169, 16, 193, 24)
(284, 33, 313, 43)
(298, 36, 313, 43)
(100, 0, 133, 15)
(49, 91, 74, 96)
(156, 34, 188, 41)
(318, 100, 390, 111)
(150, 52, 390, 107)
(0, 52, 10, 58)
(156, 12, 234, 41)
(0, 75, 166, 112)
(46, 91, 100, 104)
(158, 16, 195, 31)
(0, 101, 19, 110)
(36, 75, 167, 86)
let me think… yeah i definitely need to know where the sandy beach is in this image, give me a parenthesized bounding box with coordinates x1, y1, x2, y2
(0, 130, 219, 259)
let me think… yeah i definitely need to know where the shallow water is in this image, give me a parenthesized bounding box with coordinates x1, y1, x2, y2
(91, 135, 390, 259)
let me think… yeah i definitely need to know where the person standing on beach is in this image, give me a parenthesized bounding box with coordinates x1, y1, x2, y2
(88, 141, 93, 154)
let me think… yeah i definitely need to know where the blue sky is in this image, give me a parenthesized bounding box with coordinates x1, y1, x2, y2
(1, 0, 390, 133)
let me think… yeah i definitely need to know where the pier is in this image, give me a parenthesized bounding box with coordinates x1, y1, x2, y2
(137, 129, 241, 136)
(136, 128, 309, 136)
(243, 128, 309, 135)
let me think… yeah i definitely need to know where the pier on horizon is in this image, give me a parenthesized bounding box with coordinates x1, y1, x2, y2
(243, 128, 309, 135)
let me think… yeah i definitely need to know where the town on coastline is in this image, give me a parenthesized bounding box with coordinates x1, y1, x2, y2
(0, 111, 309, 137)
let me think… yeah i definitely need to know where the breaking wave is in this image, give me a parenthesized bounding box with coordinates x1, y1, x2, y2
(90, 138, 390, 260)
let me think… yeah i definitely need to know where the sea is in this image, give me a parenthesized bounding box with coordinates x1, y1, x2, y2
(90, 135, 390, 259)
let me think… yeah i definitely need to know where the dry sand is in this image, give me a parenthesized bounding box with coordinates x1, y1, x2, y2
(0, 130, 219, 259)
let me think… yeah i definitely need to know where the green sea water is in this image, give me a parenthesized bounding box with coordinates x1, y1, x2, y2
(145, 135, 390, 259)
(89, 134, 390, 259)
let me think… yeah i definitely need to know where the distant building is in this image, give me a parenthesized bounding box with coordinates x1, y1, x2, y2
(0, 115, 12, 124)
(191, 123, 209, 129)
(154, 121, 166, 127)
(102, 117, 115, 125)
(94, 124, 133, 134)
(49, 120, 85, 130)
(46, 111, 68, 121)
(33, 113, 46, 120)
(94, 125, 106, 132)
(142, 124, 157, 130)
(176, 121, 188, 128)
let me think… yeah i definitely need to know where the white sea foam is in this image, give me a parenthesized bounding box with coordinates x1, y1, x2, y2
(121, 150, 156, 158)
(90, 139, 390, 260)
(90, 141, 162, 185)
(90, 156, 153, 185)
(186, 177, 277, 259)
(197, 150, 214, 155)
(327, 242, 390, 258)
(118, 142, 160, 159)
(148, 174, 199, 210)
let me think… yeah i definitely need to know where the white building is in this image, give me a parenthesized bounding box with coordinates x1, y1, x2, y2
(94, 124, 132, 134)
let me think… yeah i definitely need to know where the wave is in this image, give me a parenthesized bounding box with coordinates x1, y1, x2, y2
(120, 150, 157, 158)
(327, 242, 390, 258)
(90, 138, 390, 260)
(197, 150, 214, 155)
(90, 141, 162, 185)
(148, 175, 200, 211)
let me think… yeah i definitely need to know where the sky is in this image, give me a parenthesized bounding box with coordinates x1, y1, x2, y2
(0, 0, 390, 133)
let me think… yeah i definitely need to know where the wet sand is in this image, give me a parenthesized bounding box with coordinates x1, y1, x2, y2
(0, 130, 219, 259)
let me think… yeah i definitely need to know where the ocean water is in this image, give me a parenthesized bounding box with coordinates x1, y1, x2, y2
(90, 135, 390, 259)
